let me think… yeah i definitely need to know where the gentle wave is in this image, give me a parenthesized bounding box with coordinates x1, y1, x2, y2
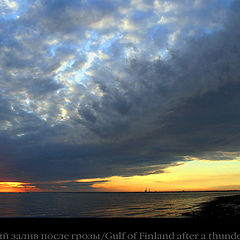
(0, 191, 239, 218)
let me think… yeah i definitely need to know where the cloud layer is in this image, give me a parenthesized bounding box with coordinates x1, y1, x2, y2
(0, 0, 240, 190)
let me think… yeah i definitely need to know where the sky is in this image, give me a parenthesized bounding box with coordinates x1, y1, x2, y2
(0, 0, 240, 192)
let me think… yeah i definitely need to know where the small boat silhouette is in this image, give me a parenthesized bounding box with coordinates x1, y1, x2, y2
(145, 188, 151, 193)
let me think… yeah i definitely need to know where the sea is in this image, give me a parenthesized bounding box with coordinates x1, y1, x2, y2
(0, 191, 239, 218)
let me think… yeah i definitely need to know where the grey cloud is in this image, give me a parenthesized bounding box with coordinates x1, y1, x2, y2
(74, 0, 240, 156)
(29, 78, 63, 96)
(78, 106, 97, 123)
(28, 0, 125, 35)
(34, 180, 109, 192)
(0, 130, 183, 182)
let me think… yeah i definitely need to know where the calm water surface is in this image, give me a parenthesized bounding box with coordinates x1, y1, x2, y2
(0, 192, 239, 218)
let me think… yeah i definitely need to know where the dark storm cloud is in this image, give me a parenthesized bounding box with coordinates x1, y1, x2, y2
(0, 134, 176, 182)
(0, 0, 240, 189)
(33, 179, 109, 192)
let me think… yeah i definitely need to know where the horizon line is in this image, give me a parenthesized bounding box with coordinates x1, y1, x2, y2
(0, 190, 240, 193)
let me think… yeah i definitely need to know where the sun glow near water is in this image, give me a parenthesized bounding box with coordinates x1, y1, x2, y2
(86, 159, 240, 192)
(0, 182, 38, 192)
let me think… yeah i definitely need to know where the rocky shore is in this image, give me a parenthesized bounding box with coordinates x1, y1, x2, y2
(183, 194, 240, 218)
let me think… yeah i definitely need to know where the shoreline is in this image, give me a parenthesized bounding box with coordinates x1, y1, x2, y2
(183, 194, 240, 218)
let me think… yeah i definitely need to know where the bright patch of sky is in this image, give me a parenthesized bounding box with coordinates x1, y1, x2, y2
(0, 0, 30, 20)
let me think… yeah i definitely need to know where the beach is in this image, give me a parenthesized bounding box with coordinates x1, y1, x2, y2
(183, 194, 240, 218)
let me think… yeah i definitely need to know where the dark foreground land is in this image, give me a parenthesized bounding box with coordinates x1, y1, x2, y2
(183, 194, 240, 218)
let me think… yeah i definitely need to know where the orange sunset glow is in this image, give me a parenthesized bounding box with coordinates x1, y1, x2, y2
(76, 159, 240, 192)
(2, 159, 240, 192)
(0, 182, 39, 192)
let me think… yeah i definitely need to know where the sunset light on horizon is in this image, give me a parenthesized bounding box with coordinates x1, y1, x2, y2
(1, 157, 239, 193)
(0, 182, 38, 192)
